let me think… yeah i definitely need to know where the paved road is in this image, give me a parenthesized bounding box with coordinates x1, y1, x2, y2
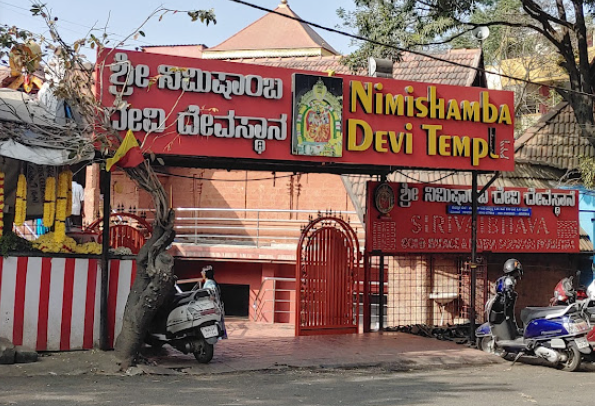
(2, 362, 594, 406)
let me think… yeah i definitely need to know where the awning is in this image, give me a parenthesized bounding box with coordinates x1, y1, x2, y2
(0, 139, 94, 166)
(0, 88, 93, 166)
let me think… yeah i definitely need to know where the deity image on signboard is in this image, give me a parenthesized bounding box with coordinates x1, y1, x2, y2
(292, 74, 343, 157)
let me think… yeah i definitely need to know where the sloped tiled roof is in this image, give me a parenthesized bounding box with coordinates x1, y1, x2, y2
(236, 48, 482, 86)
(238, 55, 354, 74)
(391, 49, 482, 87)
(514, 101, 595, 172)
(142, 44, 207, 59)
(580, 227, 592, 252)
(203, 1, 339, 59)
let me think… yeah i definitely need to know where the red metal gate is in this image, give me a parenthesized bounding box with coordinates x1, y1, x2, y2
(295, 215, 360, 336)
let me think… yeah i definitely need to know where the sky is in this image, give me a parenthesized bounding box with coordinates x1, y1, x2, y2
(1, 0, 358, 59)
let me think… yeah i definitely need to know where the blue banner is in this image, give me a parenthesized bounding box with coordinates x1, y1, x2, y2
(447, 205, 532, 217)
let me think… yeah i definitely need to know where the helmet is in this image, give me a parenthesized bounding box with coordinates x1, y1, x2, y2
(503, 258, 523, 278)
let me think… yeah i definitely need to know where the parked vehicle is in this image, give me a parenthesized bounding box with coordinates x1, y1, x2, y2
(549, 276, 595, 348)
(475, 259, 591, 372)
(550, 276, 587, 306)
(145, 282, 227, 363)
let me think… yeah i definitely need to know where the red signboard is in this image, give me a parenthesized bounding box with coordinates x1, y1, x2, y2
(365, 182, 579, 254)
(96, 48, 515, 172)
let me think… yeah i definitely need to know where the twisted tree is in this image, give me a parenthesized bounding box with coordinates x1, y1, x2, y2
(1, 3, 215, 369)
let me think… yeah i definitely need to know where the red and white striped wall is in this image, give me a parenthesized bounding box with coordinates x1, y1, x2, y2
(0, 256, 136, 351)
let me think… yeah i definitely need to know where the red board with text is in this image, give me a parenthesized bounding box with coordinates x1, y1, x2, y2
(96, 48, 515, 172)
(365, 182, 579, 254)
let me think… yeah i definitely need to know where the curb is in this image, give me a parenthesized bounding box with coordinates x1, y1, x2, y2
(0, 353, 504, 377)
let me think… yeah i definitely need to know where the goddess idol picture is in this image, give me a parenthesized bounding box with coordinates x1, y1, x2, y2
(292, 74, 343, 157)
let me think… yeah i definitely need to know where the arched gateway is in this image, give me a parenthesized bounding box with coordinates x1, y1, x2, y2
(295, 215, 361, 336)
(94, 47, 515, 345)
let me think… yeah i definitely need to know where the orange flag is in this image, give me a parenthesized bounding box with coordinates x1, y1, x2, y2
(106, 130, 145, 171)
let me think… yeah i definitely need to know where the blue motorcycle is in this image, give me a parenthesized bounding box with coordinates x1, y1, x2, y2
(476, 280, 592, 372)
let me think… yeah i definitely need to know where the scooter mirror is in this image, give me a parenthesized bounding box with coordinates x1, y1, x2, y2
(586, 279, 595, 301)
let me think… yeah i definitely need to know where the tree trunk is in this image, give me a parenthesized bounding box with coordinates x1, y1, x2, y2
(568, 92, 595, 148)
(113, 163, 176, 369)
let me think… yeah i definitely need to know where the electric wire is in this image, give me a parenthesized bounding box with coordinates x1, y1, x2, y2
(149, 167, 459, 184)
(152, 169, 302, 182)
(0, 0, 154, 47)
(227, 0, 595, 100)
(3, 0, 589, 184)
(4, 0, 593, 101)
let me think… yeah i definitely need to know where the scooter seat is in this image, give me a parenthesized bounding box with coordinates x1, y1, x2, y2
(171, 291, 195, 307)
(171, 289, 213, 308)
(585, 307, 595, 322)
(520, 306, 569, 325)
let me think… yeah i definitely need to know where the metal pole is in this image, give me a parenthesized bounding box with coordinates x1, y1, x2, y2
(363, 252, 371, 333)
(256, 210, 260, 248)
(378, 254, 385, 331)
(470, 171, 478, 343)
(99, 166, 111, 350)
(194, 208, 197, 244)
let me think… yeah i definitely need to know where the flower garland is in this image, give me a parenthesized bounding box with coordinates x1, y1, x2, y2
(54, 171, 69, 242)
(0, 172, 4, 235)
(43, 176, 56, 228)
(31, 232, 102, 254)
(14, 174, 27, 226)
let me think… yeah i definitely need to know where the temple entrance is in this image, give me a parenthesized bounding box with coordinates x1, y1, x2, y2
(295, 216, 361, 336)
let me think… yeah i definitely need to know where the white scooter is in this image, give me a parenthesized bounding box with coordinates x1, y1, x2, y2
(145, 281, 226, 363)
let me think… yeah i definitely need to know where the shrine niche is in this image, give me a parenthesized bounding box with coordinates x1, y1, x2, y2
(292, 74, 343, 158)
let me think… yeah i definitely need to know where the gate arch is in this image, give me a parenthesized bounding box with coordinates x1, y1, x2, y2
(295, 215, 361, 336)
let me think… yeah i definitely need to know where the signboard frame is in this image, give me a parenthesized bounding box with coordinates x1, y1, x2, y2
(365, 182, 580, 254)
(96, 48, 516, 174)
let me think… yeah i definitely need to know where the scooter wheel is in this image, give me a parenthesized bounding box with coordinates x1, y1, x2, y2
(478, 336, 508, 358)
(557, 345, 581, 372)
(478, 337, 493, 354)
(193, 339, 214, 364)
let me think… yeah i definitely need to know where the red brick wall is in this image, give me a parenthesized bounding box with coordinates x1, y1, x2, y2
(162, 169, 355, 215)
(175, 258, 296, 323)
(103, 168, 357, 223)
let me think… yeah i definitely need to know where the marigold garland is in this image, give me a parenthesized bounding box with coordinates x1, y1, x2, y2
(54, 171, 69, 242)
(14, 174, 27, 226)
(31, 232, 102, 254)
(0, 171, 5, 235)
(43, 176, 56, 228)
